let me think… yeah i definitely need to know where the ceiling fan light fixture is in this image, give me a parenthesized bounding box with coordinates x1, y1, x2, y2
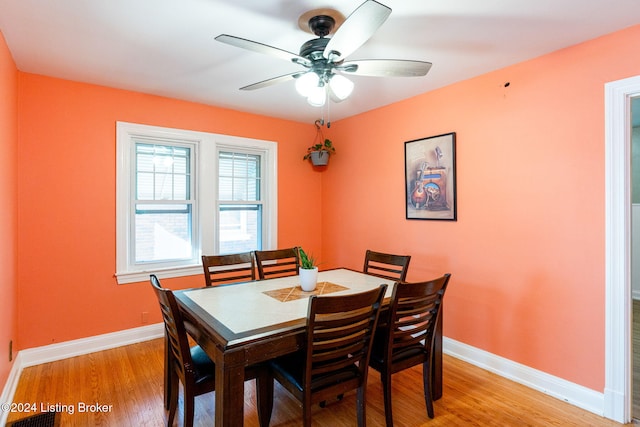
(307, 85, 326, 107)
(295, 71, 320, 97)
(328, 74, 354, 100)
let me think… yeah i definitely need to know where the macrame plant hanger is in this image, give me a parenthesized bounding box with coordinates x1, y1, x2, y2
(313, 119, 324, 146)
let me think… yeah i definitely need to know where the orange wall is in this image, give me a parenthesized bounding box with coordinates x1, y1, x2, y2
(16, 74, 323, 348)
(0, 31, 18, 388)
(324, 24, 640, 392)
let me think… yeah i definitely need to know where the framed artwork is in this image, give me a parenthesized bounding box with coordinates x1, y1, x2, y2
(405, 132, 457, 220)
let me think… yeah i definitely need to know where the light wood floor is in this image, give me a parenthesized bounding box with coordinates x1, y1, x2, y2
(7, 338, 629, 427)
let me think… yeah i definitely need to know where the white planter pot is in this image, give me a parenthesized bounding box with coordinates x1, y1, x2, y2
(299, 267, 319, 291)
(310, 150, 330, 166)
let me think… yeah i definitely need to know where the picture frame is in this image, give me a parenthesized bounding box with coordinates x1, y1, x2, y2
(404, 132, 457, 220)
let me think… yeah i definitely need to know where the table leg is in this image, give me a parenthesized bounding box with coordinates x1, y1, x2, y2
(215, 350, 246, 427)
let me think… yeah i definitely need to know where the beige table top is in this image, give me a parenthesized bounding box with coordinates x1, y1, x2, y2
(183, 268, 394, 336)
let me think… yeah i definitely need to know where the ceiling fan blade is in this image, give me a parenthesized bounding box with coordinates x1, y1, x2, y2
(216, 34, 311, 67)
(239, 72, 304, 91)
(339, 59, 432, 77)
(323, 0, 391, 62)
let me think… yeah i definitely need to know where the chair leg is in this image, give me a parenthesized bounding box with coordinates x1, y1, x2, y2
(256, 369, 274, 427)
(164, 379, 171, 411)
(303, 400, 313, 427)
(184, 388, 195, 427)
(381, 372, 393, 427)
(422, 360, 434, 419)
(164, 333, 171, 410)
(165, 368, 180, 426)
(167, 373, 178, 427)
(356, 385, 367, 427)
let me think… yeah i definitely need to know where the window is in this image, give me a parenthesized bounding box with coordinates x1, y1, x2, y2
(116, 122, 277, 284)
(218, 151, 262, 253)
(134, 142, 195, 263)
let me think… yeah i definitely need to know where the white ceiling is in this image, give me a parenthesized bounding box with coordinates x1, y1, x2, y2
(0, 0, 638, 125)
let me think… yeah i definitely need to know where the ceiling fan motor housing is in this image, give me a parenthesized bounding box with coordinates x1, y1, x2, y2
(299, 37, 330, 59)
(300, 14, 337, 61)
(308, 15, 335, 37)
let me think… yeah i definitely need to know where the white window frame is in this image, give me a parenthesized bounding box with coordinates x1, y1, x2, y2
(116, 122, 278, 284)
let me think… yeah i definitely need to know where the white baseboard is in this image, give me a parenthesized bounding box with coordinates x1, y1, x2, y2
(0, 323, 163, 426)
(17, 323, 164, 368)
(0, 352, 24, 426)
(1, 326, 607, 425)
(443, 337, 605, 416)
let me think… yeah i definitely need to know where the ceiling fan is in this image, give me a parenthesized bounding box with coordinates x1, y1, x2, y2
(215, 0, 432, 108)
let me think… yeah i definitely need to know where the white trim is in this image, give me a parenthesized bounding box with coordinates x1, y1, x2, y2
(444, 337, 605, 416)
(117, 265, 203, 284)
(17, 323, 164, 367)
(0, 353, 24, 426)
(115, 122, 278, 284)
(604, 75, 640, 423)
(0, 323, 163, 425)
(116, 122, 203, 280)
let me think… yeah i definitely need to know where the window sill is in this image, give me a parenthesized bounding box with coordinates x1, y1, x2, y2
(115, 265, 203, 284)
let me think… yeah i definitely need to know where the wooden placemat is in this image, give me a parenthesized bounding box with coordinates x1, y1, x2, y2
(263, 281, 349, 302)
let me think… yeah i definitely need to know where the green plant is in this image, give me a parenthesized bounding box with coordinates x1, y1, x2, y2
(299, 248, 317, 269)
(303, 138, 336, 161)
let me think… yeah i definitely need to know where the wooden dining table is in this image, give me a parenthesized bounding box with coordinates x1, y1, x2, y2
(173, 268, 444, 427)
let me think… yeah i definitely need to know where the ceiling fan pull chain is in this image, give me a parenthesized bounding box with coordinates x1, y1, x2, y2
(314, 119, 325, 145)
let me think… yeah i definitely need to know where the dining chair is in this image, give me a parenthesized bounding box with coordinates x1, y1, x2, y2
(149, 275, 272, 427)
(368, 273, 451, 426)
(363, 249, 411, 281)
(201, 251, 255, 286)
(254, 247, 300, 280)
(265, 284, 387, 427)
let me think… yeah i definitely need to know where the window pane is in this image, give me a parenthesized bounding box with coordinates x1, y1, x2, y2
(233, 178, 248, 200)
(137, 172, 154, 199)
(173, 175, 187, 199)
(218, 152, 261, 202)
(136, 143, 191, 201)
(135, 204, 192, 262)
(219, 204, 261, 253)
(219, 177, 233, 200)
(173, 154, 188, 174)
(154, 173, 174, 199)
(137, 152, 154, 172)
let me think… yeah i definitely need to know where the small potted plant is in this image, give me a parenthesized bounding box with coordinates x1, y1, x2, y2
(303, 138, 335, 166)
(298, 247, 318, 291)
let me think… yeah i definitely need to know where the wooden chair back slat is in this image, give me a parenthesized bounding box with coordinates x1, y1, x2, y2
(363, 249, 411, 281)
(254, 247, 300, 280)
(201, 252, 256, 286)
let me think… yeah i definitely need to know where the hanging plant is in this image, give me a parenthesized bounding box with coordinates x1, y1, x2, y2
(303, 120, 336, 166)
